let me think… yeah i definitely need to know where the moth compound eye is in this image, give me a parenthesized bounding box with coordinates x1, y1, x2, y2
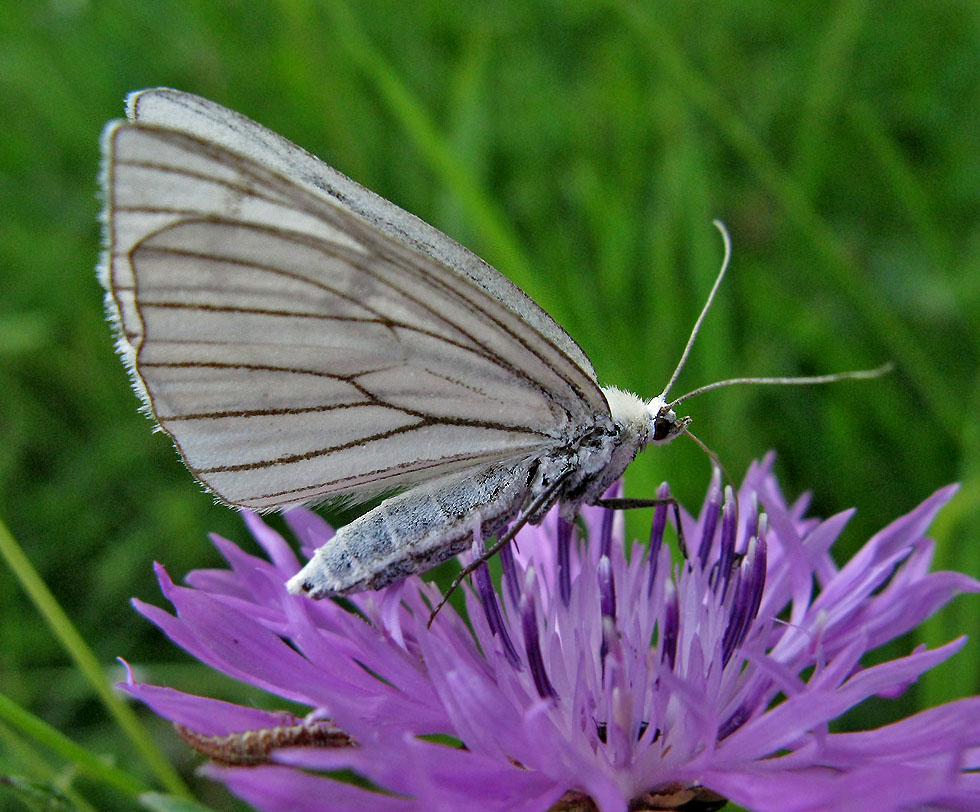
(653, 416, 674, 442)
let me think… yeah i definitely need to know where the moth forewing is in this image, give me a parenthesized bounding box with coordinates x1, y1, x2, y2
(102, 94, 611, 516)
(123, 88, 599, 384)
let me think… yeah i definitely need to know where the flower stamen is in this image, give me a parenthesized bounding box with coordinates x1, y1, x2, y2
(521, 569, 558, 700)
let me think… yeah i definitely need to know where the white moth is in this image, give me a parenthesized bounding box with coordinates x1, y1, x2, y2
(100, 89, 883, 600)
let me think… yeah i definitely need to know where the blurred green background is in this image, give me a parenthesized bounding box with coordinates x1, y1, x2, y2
(2, 1, 979, 809)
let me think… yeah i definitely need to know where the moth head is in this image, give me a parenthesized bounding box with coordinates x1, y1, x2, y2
(646, 395, 691, 445)
(602, 387, 691, 449)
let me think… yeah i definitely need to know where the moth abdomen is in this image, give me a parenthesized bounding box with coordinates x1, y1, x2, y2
(287, 462, 533, 596)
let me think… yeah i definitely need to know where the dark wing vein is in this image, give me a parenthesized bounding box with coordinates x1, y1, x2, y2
(131, 231, 590, 428)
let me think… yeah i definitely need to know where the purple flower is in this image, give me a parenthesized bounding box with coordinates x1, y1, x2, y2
(120, 455, 980, 812)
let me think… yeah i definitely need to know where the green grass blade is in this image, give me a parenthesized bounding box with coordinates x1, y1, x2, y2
(139, 793, 219, 812)
(0, 692, 147, 798)
(0, 516, 189, 797)
(320, 0, 535, 282)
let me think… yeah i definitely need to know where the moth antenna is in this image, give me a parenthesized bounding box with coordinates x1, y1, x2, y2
(668, 363, 894, 410)
(660, 220, 892, 407)
(660, 220, 732, 400)
(681, 427, 740, 519)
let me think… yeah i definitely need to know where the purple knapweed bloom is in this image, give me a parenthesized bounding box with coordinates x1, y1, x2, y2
(120, 455, 980, 811)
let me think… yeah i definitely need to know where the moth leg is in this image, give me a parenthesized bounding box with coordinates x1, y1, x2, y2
(594, 496, 672, 510)
(593, 496, 687, 557)
(427, 468, 573, 625)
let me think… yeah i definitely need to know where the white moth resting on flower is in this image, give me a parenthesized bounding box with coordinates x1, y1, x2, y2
(99, 89, 885, 600)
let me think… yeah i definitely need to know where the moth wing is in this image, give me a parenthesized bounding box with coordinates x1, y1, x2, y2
(123, 88, 599, 384)
(101, 98, 610, 509)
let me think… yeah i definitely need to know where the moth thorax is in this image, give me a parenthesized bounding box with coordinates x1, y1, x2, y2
(601, 386, 649, 434)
